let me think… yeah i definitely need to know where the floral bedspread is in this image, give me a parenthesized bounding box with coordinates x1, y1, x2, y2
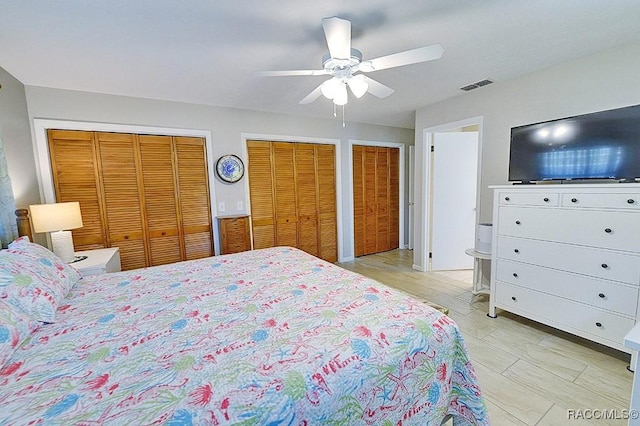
(0, 247, 488, 425)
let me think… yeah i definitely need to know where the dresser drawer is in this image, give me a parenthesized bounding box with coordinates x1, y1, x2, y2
(498, 191, 559, 207)
(561, 192, 640, 210)
(496, 259, 639, 316)
(495, 282, 636, 345)
(496, 236, 640, 285)
(497, 206, 640, 252)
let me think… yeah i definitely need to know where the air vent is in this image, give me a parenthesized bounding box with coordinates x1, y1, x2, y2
(460, 79, 493, 91)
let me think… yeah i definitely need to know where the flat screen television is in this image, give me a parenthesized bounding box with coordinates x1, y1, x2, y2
(508, 104, 640, 182)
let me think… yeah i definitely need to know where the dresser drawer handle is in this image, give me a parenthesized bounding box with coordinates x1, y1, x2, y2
(161, 231, 166, 236)
(512, 273, 518, 278)
(601, 263, 608, 269)
(543, 197, 549, 202)
(514, 248, 519, 254)
(628, 199, 636, 204)
(571, 198, 578, 203)
(515, 220, 521, 225)
(595, 322, 602, 328)
(598, 293, 606, 299)
(604, 228, 612, 234)
(511, 296, 517, 301)
(124, 235, 129, 240)
(504, 196, 510, 201)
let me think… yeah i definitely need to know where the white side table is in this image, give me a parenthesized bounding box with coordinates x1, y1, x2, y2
(464, 248, 491, 295)
(71, 247, 121, 276)
(624, 325, 640, 424)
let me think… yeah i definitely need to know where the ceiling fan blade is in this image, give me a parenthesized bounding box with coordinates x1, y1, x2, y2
(299, 83, 324, 104)
(360, 44, 444, 72)
(257, 69, 328, 77)
(322, 17, 351, 59)
(361, 75, 395, 98)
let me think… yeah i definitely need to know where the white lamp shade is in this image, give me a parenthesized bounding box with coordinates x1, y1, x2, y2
(321, 77, 341, 100)
(347, 75, 368, 98)
(333, 83, 348, 105)
(30, 202, 83, 233)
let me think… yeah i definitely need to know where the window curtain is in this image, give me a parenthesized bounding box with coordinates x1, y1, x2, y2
(0, 135, 18, 247)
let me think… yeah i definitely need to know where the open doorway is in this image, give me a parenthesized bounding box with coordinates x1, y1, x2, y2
(415, 117, 483, 272)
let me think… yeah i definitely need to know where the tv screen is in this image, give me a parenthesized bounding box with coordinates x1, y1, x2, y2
(508, 104, 640, 182)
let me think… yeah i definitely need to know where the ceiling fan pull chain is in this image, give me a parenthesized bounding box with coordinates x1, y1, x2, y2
(342, 105, 346, 127)
(333, 103, 337, 118)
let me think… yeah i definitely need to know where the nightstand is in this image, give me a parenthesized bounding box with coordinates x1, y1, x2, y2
(71, 247, 122, 276)
(218, 215, 252, 254)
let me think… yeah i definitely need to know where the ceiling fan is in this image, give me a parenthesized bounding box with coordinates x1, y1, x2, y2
(259, 16, 444, 106)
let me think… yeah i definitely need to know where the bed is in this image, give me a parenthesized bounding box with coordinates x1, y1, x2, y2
(0, 238, 489, 425)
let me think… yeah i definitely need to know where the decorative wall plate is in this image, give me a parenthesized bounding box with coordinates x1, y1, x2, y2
(216, 154, 245, 183)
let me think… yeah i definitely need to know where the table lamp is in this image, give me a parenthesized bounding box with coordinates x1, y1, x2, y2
(29, 202, 83, 263)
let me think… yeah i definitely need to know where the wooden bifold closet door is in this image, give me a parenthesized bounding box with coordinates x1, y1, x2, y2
(353, 145, 400, 257)
(47, 129, 213, 270)
(247, 140, 337, 262)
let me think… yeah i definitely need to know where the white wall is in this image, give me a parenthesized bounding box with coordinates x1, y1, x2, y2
(0, 68, 39, 209)
(21, 86, 414, 260)
(413, 42, 640, 269)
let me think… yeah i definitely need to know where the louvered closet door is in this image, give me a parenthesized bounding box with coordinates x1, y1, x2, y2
(295, 143, 319, 256)
(96, 132, 147, 270)
(247, 140, 337, 262)
(48, 130, 105, 249)
(353, 145, 365, 257)
(376, 148, 390, 252)
(138, 135, 182, 265)
(174, 137, 213, 260)
(389, 148, 400, 248)
(48, 129, 213, 271)
(364, 147, 378, 254)
(247, 141, 276, 249)
(316, 144, 337, 262)
(353, 145, 400, 256)
(272, 142, 298, 247)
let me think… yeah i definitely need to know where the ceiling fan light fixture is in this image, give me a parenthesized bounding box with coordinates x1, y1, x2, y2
(333, 83, 348, 105)
(321, 77, 341, 99)
(347, 74, 368, 98)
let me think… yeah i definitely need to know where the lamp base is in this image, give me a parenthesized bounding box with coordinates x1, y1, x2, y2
(50, 230, 75, 263)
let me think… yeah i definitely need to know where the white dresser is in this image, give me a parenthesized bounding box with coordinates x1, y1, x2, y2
(488, 183, 640, 354)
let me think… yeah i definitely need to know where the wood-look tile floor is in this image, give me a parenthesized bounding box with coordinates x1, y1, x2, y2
(337, 249, 633, 425)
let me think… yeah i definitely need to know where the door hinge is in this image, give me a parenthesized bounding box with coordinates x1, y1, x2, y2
(430, 145, 434, 153)
(428, 252, 433, 259)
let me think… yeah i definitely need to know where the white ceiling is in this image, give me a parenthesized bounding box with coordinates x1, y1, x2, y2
(2, 1, 640, 129)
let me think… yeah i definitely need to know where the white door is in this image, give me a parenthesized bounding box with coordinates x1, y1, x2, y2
(408, 145, 415, 250)
(430, 132, 478, 270)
